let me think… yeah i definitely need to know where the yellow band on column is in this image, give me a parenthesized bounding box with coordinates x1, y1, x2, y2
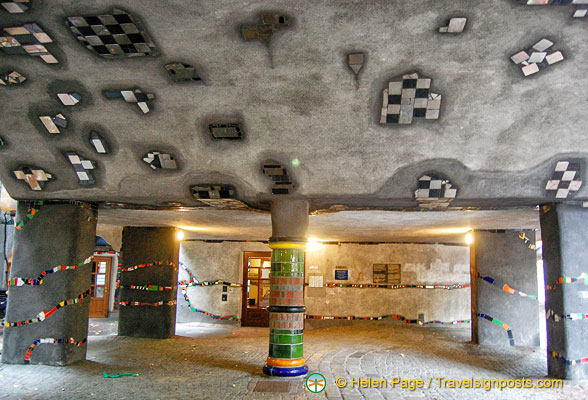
(268, 242, 307, 250)
(266, 357, 306, 367)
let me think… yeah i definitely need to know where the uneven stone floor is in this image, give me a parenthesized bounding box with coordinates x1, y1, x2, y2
(0, 319, 587, 400)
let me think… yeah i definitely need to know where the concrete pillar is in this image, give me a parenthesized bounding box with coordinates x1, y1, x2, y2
(470, 230, 539, 347)
(2, 202, 96, 365)
(118, 227, 179, 339)
(540, 204, 588, 380)
(263, 199, 309, 377)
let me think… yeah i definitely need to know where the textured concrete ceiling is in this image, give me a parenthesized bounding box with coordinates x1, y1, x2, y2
(0, 0, 586, 212)
(97, 208, 540, 243)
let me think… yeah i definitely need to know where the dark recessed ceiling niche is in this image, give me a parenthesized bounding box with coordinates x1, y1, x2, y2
(240, 13, 291, 45)
(510, 38, 564, 77)
(0, 23, 58, 63)
(262, 162, 294, 195)
(380, 72, 442, 125)
(544, 160, 583, 199)
(346, 52, 365, 88)
(13, 166, 53, 191)
(191, 184, 250, 210)
(414, 173, 457, 209)
(63, 151, 96, 185)
(165, 63, 201, 83)
(103, 88, 155, 114)
(89, 131, 109, 154)
(142, 151, 177, 170)
(1, 1, 31, 13)
(0, 70, 26, 85)
(208, 123, 243, 140)
(65, 8, 159, 58)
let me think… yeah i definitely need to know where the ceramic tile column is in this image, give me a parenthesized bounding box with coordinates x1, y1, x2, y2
(263, 200, 309, 377)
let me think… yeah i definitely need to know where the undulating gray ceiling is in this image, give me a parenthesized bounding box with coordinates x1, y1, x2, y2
(0, 0, 586, 215)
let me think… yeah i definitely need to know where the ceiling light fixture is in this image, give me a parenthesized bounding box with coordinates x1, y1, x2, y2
(465, 232, 474, 246)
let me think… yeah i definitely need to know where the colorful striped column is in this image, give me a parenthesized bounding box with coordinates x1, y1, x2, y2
(263, 241, 308, 377)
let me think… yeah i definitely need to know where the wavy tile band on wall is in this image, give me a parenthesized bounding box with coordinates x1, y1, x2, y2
(4, 289, 91, 327)
(7, 255, 93, 286)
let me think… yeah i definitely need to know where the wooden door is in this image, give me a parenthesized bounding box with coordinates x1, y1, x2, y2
(241, 251, 271, 327)
(89, 256, 111, 318)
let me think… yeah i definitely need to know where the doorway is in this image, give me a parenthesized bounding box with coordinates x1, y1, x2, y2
(90, 256, 112, 318)
(241, 251, 271, 327)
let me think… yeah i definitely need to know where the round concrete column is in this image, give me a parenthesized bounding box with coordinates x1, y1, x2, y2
(263, 200, 309, 377)
(2, 202, 96, 365)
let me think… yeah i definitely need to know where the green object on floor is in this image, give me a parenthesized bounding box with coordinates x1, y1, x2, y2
(103, 372, 141, 378)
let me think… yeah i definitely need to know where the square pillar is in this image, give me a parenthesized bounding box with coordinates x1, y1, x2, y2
(2, 202, 96, 365)
(470, 230, 540, 347)
(118, 227, 179, 339)
(540, 204, 588, 380)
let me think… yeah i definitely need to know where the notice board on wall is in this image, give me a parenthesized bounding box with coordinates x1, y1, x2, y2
(373, 263, 401, 284)
(334, 268, 348, 281)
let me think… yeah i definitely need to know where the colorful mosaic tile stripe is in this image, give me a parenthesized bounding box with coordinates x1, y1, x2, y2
(546, 309, 588, 322)
(15, 201, 43, 230)
(305, 314, 470, 325)
(178, 263, 242, 287)
(180, 286, 239, 320)
(119, 260, 176, 272)
(264, 244, 308, 377)
(119, 300, 177, 307)
(518, 232, 537, 250)
(477, 312, 515, 346)
(7, 256, 93, 286)
(24, 337, 86, 364)
(551, 351, 588, 366)
(318, 283, 469, 289)
(4, 288, 91, 327)
(546, 273, 588, 290)
(181, 279, 242, 288)
(472, 269, 537, 300)
(118, 283, 174, 291)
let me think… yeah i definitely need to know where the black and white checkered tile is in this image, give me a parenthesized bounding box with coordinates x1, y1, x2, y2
(0, 23, 58, 63)
(89, 131, 109, 154)
(191, 184, 250, 209)
(165, 63, 201, 82)
(414, 174, 457, 208)
(64, 152, 96, 185)
(0, 70, 26, 85)
(104, 89, 154, 114)
(143, 152, 177, 170)
(510, 38, 564, 76)
(1, 1, 30, 14)
(523, 1, 587, 19)
(263, 163, 294, 195)
(380, 73, 441, 125)
(13, 167, 52, 191)
(66, 8, 159, 58)
(545, 161, 583, 199)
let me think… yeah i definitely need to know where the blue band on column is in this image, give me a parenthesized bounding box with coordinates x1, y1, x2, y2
(263, 364, 309, 377)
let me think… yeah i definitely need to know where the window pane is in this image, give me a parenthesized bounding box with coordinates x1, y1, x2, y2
(248, 281, 258, 308)
(249, 258, 261, 268)
(96, 274, 105, 286)
(262, 260, 270, 269)
(94, 286, 104, 298)
(98, 262, 107, 274)
(248, 268, 259, 278)
(260, 281, 270, 308)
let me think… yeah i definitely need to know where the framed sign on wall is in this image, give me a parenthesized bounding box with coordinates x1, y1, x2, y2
(373, 263, 401, 284)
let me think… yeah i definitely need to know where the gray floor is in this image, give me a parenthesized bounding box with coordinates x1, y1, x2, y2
(0, 318, 586, 399)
